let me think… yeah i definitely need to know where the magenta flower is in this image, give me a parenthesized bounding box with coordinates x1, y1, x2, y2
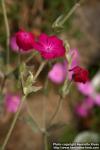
(48, 61, 67, 84)
(77, 82, 94, 96)
(16, 29, 35, 51)
(5, 94, 20, 113)
(10, 35, 19, 52)
(34, 33, 65, 59)
(69, 66, 89, 83)
(75, 97, 94, 117)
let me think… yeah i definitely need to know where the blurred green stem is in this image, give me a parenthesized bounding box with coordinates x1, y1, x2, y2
(34, 60, 47, 81)
(1, 95, 26, 150)
(44, 132, 48, 150)
(48, 95, 63, 127)
(48, 80, 72, 128)
(1, 60, 47, 149)
(52, 0, 84, 28)
(25, 51, 38, 63)
(1, 0, 10, 68)
(43, 96, 48, 150)
(59, 3, 80, 26)
(26, 102, 42, 132)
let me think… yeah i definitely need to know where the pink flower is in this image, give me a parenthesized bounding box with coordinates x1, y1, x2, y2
(77, 82, 94, 96)
(16, 29, 35, 51)
(69, 66, 89, 83)
(76, 104, 89, 117)
(10, 35, 19, 52)
(48, 61, 67, 84)
(5, 94, 20, 113)
(75, 98, 94, 117)
(34, 33, 65, 59)
(94, 94, 100, 106)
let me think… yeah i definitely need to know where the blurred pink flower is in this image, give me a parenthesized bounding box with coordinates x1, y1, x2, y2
(16, 29, 35, 51)
(48, 61, 67, 84)
(75, 97, 94, 117)
(77, 82, 94, 96)
(5, 94, 20, 113)
(34, 33, 65, 59)
(76, 103, 89, 117)
(10, 35, 19, 52)
(94, 94, 100, 106)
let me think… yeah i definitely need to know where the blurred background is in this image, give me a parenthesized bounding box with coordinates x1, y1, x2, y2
(0, 0, 100, 149)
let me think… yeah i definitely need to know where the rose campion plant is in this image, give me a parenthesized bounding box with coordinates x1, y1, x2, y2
(48, 61, 67, 84)
(69, 66, 89, 83)
(16, 29, 35, 51)
(34, 33, 65, 59)
(77, 82, 94, 96)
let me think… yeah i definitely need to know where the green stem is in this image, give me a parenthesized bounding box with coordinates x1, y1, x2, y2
(48, 81, 72, 128)
(25, 51, 38, 63)
(44, 132, 48, 150)
(60, 3, 80, 26)
(47, 95, 63, 127)
(1, 95, 26, 150)
(52, 0, 84, 28)
(1, 0, 10, 68)
(34, 61, 47, 80)
(26, 102, 42, 132)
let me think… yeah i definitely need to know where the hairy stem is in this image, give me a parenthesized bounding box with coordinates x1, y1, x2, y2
(1, 0, 10, 68)
(26, 102, 42, 132)
(1, 95, 26, 150)
(34, 61, 47, 80)
(60, 3, 80, 26)
(43, 132, 48, 150)
(52, 0, 84, 28)
(48, 95, 63, 127)
(48, 81, 72, 128)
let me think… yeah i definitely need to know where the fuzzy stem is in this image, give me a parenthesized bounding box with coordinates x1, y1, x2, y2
(34, 61, 47, 80)
(52, 0, 84, 28)
(48, 81, 72, 128)
(26, 102, 42, 132)
(44, 132, 48, 150)
(60, 3, 80, 26)
(48, 95, 63, 127)
(1, 95, 26, 150)
(1, 0, 10, 68)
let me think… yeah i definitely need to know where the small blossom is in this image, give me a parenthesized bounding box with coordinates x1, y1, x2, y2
(5, 94, 20, 113)
(77, 82, 94, 96)
(10, 35, 19, 52)
(69, 66, 89, 83)
(75, 98, 94, 117)
(48, 61, 67, 84)
(34, 33, 65, 59)
(16, 29, 35, 51)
